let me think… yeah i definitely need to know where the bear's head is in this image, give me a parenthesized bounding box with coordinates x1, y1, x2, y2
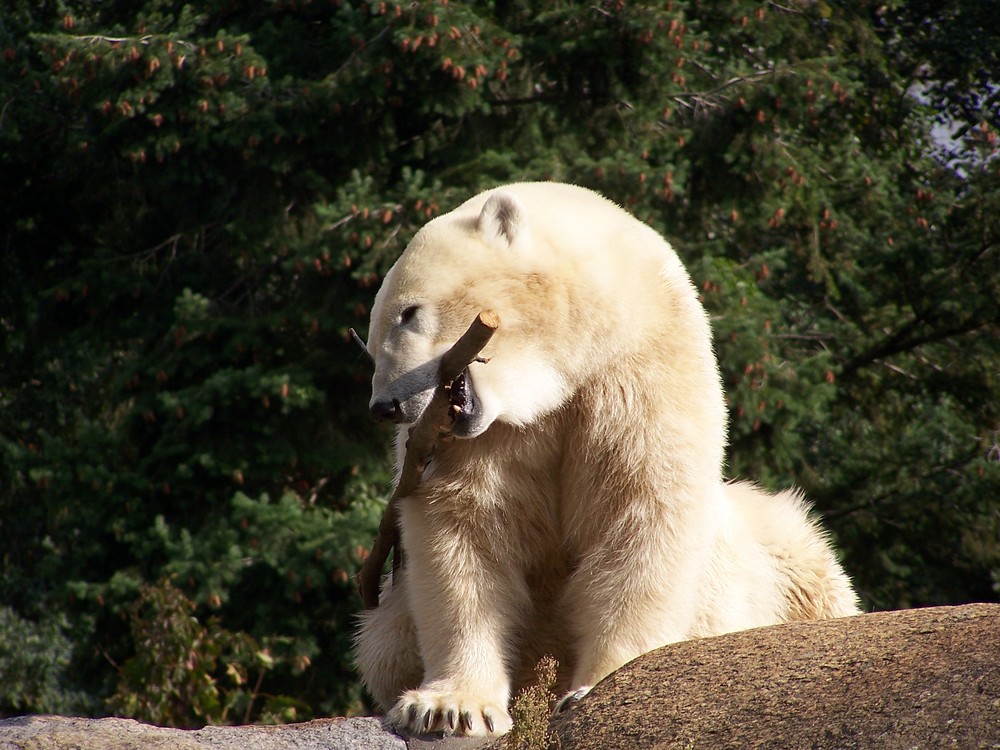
(365, 190, 569, 438)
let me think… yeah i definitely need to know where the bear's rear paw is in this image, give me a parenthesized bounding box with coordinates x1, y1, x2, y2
(387, 687, 513, 737)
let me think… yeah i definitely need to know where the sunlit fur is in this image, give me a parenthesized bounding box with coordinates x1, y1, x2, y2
(355, 183, 859, 737)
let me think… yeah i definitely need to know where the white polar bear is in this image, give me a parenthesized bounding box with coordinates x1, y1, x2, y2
(355, 182, 859, 737)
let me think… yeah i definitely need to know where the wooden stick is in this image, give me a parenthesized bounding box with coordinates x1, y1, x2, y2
(358, 310, 500, 609)
(348, 327, 374, 362)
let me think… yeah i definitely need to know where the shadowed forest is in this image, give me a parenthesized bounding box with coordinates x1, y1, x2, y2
(1, 0, 998, 726)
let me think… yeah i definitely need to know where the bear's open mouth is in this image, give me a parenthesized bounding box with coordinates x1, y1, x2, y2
(448, 368, 475, 422)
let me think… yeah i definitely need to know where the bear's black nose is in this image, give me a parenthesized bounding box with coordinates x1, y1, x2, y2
(370, 398, 405, 423)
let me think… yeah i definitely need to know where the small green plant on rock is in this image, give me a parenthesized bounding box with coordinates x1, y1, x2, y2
(506, 655, 559, 750)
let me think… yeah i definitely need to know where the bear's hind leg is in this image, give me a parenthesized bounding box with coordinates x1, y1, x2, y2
(354, 571, 423, 711)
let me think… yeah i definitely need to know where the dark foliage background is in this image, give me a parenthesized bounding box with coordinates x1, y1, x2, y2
(1, 0, 997, 724)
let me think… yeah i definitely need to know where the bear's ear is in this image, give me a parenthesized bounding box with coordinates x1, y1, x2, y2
(478, 191, 528, 250)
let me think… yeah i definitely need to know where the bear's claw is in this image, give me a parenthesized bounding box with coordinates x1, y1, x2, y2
(387, 688, 512, 737)
(555, 685, 592, 713)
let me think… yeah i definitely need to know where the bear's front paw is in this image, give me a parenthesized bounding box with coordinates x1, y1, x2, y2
(387, 687, 513, 737)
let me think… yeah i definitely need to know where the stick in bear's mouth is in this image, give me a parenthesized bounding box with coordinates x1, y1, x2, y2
(358, 311, 500, 610)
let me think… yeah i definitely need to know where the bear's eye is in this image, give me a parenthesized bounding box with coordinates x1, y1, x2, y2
(399, 305, 420, 325)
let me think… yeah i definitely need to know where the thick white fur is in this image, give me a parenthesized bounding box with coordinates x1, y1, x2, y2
(355, 182, 859, 737)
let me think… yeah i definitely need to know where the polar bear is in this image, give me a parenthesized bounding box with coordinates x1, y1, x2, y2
(355, 182, 859, 737)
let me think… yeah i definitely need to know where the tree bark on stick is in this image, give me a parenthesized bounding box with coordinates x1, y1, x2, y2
(357, 310, 501, 610)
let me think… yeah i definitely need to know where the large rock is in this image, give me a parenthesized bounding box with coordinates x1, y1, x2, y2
(538, 603, 1000, 750)
(2, 605, 998, 749)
